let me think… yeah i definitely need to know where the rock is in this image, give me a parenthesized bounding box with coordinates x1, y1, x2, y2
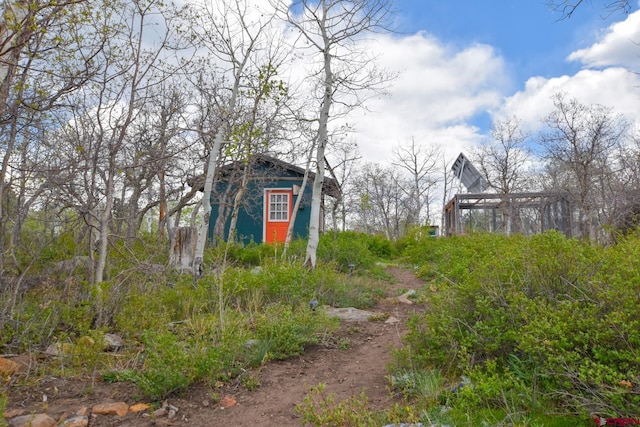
(0, 357, 21, 375)
(129, 403, 150, 413)
(59, 416, 89, 427)
(57, 407, 89, 425)
(3, 409, 27, 418)
(153, 407, 168, 417)
(220, 395, 237, 408)
(6, 353, 35, 372)
(397, 289, 416, 305)
(250, 266, 262, 275)
(243, 339, 260, 349)
(384, 316, 400, 324)
(92, 402, 128, 417)
(44, 343, 61, 356)
(324, 307, 374, 322)
(74, 407, 89, 417)
(103, 333, 124, 351)
(8, 413, 57, 427)
(44, 342, 73, 356)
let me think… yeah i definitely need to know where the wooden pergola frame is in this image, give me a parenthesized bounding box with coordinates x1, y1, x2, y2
(444, 192, 573, 237)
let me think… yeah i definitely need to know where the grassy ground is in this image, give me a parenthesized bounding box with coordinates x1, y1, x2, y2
(2, 230, 639, 425)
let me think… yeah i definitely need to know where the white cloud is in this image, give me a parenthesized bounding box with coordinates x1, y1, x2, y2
(494, 9, 640, 138)
(347, 32, 510, 164)
(568, 9, 640, 69)
(511, 68, 640, 128)
(497, 9, 640, 134)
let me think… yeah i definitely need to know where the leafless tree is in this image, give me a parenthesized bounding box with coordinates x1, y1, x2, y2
(116, 82, 192, 242)
(183, 0, 286, 276)
(539, 93, 627, 240)
(546, 0, 632, 19)
(273, 0, 394, 268)
(440, 154, 455, 236)
(0, 0, 100, 267)
(392, 138, 441, 227)
(473, 117, 532, 235)
(40, 0, 181, 286)
(326, 138, 360, 232)
(605, 131, 640, 234)
(475, 117, 531, 195)
(351, 163, 410, 240)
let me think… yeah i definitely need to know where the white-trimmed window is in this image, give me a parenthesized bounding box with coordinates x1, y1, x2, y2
(268, 193, 289, 221)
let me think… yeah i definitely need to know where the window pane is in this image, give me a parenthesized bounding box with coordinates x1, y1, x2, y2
(268, 193, 289, 221)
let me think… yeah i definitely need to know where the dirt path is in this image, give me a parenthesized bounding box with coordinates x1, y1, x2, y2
(208, 267, 425, 426)
(4, 267, 425, 426)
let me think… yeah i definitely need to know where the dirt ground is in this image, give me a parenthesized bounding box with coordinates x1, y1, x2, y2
(4, 267, 425, 426)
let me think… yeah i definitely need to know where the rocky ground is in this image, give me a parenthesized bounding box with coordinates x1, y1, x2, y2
(3, 267, 425, 427)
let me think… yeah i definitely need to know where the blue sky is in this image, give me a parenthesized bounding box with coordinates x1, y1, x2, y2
(399, 2, 567, 80)
(394, 0, 632, 134)
(344, 0, 640, 164)
(397, 1, 626, 81)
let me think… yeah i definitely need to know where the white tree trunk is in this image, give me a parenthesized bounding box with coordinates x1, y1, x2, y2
(305, 3, 332, 269)
(193, 131, 224, 276)
(285, 142, 315, 252)
(190, 0, 261, 275)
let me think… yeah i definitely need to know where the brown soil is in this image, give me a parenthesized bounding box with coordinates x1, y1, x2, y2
(4, 267, 425, 426)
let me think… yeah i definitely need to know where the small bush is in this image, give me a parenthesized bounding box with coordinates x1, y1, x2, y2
(390, 369, 445, 403)
(295, 384, 382, 426)
(254, 303, 334, 360)
(317, 231, 377, 272)
(133, 330, 201, 399)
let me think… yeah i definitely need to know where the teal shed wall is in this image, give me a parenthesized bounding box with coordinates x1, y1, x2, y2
(207, 162, 313, 244)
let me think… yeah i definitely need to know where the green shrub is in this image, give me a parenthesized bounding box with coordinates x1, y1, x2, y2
(2, 228, 393, 403)
(317, 231, 377, 272)
(364, 234, 396, 259)
(295, 384, 383, 426)
(399, 231, 640, 418)
(254, 303, 334, 360)
(389, 369, 445, 404)
(133, 330, 201, 399)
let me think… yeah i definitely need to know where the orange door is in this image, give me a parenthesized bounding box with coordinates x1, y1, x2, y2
(264, 189, 293, 243)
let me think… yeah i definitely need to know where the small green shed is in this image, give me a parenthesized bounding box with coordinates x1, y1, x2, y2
(208, 154, 341, 244)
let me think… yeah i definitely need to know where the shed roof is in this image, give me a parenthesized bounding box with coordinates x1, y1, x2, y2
(188, 154, 342, 199)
